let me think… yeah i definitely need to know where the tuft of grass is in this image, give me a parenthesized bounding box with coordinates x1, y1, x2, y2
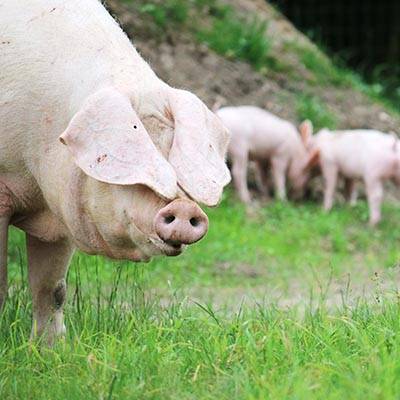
(286, 41, 346, 86)
(137, 0, 189, 28)
(198, 10, 271, 71)
(296, 94, 337, 130)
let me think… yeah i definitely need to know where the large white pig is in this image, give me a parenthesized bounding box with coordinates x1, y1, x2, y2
(0, 0, 230, 342)
(304, 128, 400, 225)
(216, 106, 317, 202)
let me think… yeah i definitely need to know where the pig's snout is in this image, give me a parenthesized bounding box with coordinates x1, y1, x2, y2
(154, 199, 208, 246)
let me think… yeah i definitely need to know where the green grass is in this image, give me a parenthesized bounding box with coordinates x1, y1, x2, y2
(285, 41, 345, 86)
(197, 10, 271, 71)
(138, 0, 189, 28)
(2, 192, 400, 398)
(295, 94, 337, 130)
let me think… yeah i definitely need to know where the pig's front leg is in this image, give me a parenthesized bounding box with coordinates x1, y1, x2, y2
(344, 178, 358, 206)
(231, 151, 251, 203)
(322, 164, 338, 211)
(271, 155, 288, 201)
(365, 178, 383, 226)
(0, 216, 10, 309)
(27, 235, 74, 345)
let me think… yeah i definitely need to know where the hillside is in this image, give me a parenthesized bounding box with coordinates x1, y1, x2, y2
(107, 0, 399, 132)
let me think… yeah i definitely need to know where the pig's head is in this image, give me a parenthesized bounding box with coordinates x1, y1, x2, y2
(59, 86, 230, 261)
(288, 120, 320, 199)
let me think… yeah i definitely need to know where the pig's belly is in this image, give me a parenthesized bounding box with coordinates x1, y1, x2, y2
(249, 145, 278, 160)
(338, 161, 364, 179)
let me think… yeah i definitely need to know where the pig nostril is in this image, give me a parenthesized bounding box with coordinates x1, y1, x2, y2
(164, 215, 175, 224)
(189, 217, 200, 227)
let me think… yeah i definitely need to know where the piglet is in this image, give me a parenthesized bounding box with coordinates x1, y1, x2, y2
(305, 128, 400, 225)
(216, 106, 317, 202)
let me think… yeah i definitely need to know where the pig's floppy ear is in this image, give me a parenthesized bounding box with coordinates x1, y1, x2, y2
(59, 87, 177, 200)
(168, 90, 231, 207)
(303, 149, 320, 171)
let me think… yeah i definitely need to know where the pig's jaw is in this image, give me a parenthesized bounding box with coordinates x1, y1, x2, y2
(62, 168, 146, 261)
(67, 208, 155, 262)
(64, 168, 187, 261)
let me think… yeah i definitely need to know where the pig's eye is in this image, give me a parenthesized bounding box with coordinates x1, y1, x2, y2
(133, 125, 137, 129)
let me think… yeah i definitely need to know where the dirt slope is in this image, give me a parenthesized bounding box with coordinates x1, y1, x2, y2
(106, 0, 399, 132)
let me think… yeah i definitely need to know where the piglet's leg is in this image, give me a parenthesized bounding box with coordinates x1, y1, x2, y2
(344, 178, 358, 206)
(271, 156, 288, 201)
(27, 235, 74, 345)
(365, 178, 383, 226)
(254, 160, 270, 199)
(0, 216, 10, 309)
(231, 150, 251, 203)
(322, 164, 338, 211)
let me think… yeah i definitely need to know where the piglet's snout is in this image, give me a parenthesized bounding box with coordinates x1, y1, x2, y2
(154, 199, 209, 246)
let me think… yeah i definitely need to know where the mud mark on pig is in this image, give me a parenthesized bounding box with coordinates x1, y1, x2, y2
(96, 154, 108, 163)
(28, 7, 58, 23)
(53, 279, 66, 310)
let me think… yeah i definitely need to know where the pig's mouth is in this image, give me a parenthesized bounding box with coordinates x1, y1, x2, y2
(149, 237, 187, 257)
(126, 221, 187, 258)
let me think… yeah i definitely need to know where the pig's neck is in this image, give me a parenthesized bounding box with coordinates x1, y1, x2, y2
(290, 136, 305, 160)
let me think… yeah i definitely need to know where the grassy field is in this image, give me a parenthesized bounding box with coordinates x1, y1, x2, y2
(1, 191, 400, 399)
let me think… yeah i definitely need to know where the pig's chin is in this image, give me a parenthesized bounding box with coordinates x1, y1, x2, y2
(96, 240, 186, 263)
(126, 222, 187, 258)
(148, 237, 187, 257)
(102, 238, 186, 262)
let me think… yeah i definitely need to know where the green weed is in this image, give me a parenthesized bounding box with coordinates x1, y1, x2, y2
(198, 10, 271, 70)
(296, 94, 337, 130)
(137, 0, 189, 28)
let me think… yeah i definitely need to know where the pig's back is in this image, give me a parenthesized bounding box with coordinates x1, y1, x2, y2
(327, 130, 395, 178)
(217, 106, 295, 156)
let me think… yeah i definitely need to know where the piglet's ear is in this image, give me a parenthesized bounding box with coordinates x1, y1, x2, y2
(59, 87, 177, 200)
(168, 89, 231, 206)
(299, 119, 313, 147)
